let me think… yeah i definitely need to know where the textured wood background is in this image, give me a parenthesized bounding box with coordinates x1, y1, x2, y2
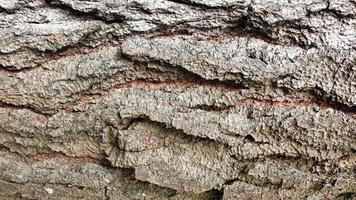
(0, 0, 355, 199)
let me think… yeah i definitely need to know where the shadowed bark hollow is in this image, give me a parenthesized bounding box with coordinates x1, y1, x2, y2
(0, 0, 355, 199)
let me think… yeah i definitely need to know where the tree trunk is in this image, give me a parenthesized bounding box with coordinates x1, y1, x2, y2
(0, 0, 355, 199)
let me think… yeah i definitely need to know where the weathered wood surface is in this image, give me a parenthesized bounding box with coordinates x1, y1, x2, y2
(0, 0, 355, 199)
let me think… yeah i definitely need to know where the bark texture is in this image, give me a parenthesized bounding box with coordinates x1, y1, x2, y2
(0, 0, 355, 199)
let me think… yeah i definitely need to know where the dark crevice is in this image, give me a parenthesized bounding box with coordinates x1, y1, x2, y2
(191, 104, 234, 112)
(104, 186, 110, 200)
(129, 2, 154, 15)
(166, 0, 241, 10)
(120, 116, 148, 131)
(120, 115, 215, 143)
(206, 189, 224, 200)
(336, 192, 356, 200)
(0, 62, 43, 73)
(111, 115, 233, 154)
(312, 180, 326, 191)
(235, 15, 249, 29)
(44, 0, 124, 23)
(120, 53, 248, 90)
(310, 87, 356, 113)
(0, 7, 18, 14)
(225, 18, 287, 46)
(0, 101, 52, 117)
(100, 157, 116, 169)
(243, 134, 255, 143)
(235, 6, 322, 50)
(1, 39, 119, 73)
(223, 178, 240, 187)
(227, 15, 314, 49)
(270, 82, 356, 115)
(147, 28, 193, 39)
(318, 0, 355, 19)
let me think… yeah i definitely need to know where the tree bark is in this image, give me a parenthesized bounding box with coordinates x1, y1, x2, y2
(0, 0, 355, 199)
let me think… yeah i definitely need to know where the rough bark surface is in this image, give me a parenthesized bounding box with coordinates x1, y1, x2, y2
(0, 0, 355, 199)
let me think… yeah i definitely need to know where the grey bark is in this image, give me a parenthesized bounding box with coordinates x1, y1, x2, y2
(0, 0, 355, 199)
